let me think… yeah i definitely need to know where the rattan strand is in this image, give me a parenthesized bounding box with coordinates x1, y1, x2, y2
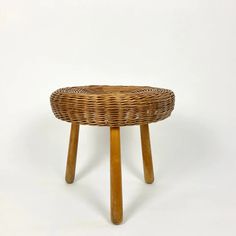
(50, 85, 175, 127)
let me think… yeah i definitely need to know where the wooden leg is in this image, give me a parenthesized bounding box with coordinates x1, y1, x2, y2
(65, 123, 79, 184)
(110, 127, 123, 225)
(140, 124, 154, 184)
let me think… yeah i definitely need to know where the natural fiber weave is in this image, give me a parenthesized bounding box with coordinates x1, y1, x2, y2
(50, 85, 175, 127)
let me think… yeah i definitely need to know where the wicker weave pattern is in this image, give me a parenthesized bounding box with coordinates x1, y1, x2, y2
(50, 85, 175, 127)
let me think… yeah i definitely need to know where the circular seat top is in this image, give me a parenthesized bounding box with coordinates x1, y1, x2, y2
(50, 85, 175, 127)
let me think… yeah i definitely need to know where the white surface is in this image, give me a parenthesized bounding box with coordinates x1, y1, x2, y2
(0, 0, 236, 235)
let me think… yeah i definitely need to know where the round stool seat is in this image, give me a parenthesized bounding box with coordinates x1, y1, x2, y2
(50, 85, 175, 127)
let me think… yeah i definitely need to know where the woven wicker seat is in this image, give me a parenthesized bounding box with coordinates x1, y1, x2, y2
(50, 85, 175, 225)
(50, 85, 175, 127)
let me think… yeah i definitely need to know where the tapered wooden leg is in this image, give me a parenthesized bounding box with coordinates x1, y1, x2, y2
(65, 122, 79, 184)
(110, 127, 123, 225)
(140, 124, 154, 184)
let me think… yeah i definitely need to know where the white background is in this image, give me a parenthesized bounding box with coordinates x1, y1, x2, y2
(0, 0, 236, 235)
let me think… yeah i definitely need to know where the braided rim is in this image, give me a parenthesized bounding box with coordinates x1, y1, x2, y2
(50, 85, 175, 126)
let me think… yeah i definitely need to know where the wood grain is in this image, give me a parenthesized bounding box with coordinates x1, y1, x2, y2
(65, 123, 79, 184)
(110, 127, 123, 224)
(140, 124, 154, 184)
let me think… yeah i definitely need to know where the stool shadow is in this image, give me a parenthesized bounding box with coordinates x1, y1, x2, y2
(123, 114, 221, 219)
(74, 126, 109, 181)
(120, 126, 144, 181)
(24, 116, 109, 221)
(72, 183, 109, 221)
(24, 114, 221, 222)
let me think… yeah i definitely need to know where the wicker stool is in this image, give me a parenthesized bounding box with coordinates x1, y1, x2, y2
(50, 85, 175, 224)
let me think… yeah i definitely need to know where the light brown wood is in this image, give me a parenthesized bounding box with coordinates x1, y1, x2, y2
(140, 124, 154, 184)
(65, 123, 79, 184)
(110, 127, 123, 224)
